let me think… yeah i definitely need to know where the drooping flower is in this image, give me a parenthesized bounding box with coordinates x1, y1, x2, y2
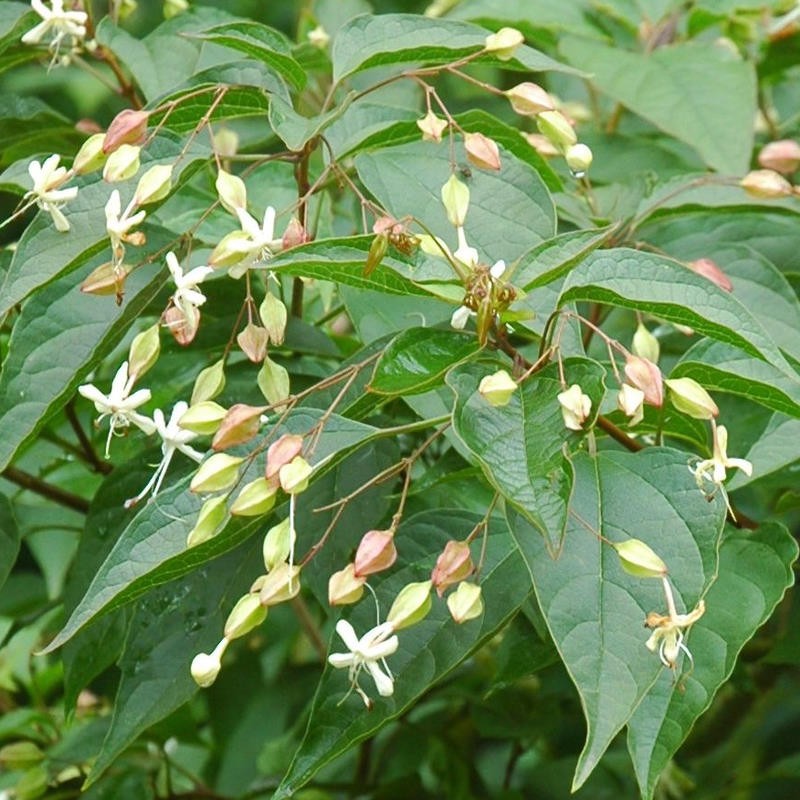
(557, 383, 592, 431)
(645, 575, 706, 670)
(328, 619, 399, 707)
(166, 252, 213, 321)
(105, 189, 146, 263)
(691, 422, 752, 518)
(78, 361, 154, 458)
(26, 154, 78, 231)
(21, 0, 88, 65)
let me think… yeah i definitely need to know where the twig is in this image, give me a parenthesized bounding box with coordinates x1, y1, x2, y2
(2, 467, 89, 513)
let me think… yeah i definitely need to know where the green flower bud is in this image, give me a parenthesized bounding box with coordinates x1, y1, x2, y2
(224, 593, 267, 640)
(279, 456, 312, 494)
(484, 26, 524, 60)
(186, 496, 227, 548)
(446, 581, 484, 623)
(190, 453, 243, 494)
(328, 563, 366, 606)
(14, 764, 49, 800)
(665, 377, 719, 420)
(564, 143, 593, 175)
(215, 168, 247, 215)
(612, 538, 668, 578)
(102, 143, 141, 182)
(191, 358, 226, 404)
(257, 356, 290, 407)
(0, 741, 45, 770)
(365, 232, 389, 277)
(179, 400, 227, 436)
(127, 323, 160, 381)
(191, 639, 227, 688)
(231, 477, 277, 517)
(262, 518, 294, 570)
(134, 163, 173, 205)
(73, 133, 107, 174)
(632, 322, 660, 364)
(536, 110, 577, 152)
(441, 174, 470, 227)
(80, 261, 130, 297)
(386, 580, 433, 630)
(258, 563, 302, 606)
(259, 291, 288, 345)
(478, 369, 517, 407)
(209, 230, 253, 268)
(164, 0, 189, 19)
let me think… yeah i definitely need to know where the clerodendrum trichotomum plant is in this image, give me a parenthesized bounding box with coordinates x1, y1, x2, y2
(0, 1, 799, 799)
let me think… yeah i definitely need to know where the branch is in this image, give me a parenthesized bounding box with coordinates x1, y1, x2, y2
(2, 467, 90, 513)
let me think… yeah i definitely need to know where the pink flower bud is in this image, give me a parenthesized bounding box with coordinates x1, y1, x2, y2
(211, 403, 267, 451)
(328, 563, 366, 606)
(265, 434, 304, 484)
(103, 109, 149, 154)
(624, 355, 664, 407)
(757, 139, 800, 175)
(687, 258, 733, 292)
(505, 82, 554, 116)
(740, 169, 793, 198)
(281, 216, 309, 249)
(417, 109, 448, 142)
(464, 132, 501, 171)
(431, 540, 474, 597)
(237, 322, 269, 363)
(523, 133, 559, 157)
(80, 261, 129, 298)
(163, 304, 199, 346)
(354, 529, 397, 577)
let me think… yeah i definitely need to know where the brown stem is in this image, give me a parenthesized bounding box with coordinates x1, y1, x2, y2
(95, 45, 143, 109)
(291, 141, 314, 318)
(595, 415, 643, 452)
(2, 467, 90, 513)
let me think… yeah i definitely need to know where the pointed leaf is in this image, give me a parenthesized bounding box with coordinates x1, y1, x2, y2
(0, 493, 20, 591)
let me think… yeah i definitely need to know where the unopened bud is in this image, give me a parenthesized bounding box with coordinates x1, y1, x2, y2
(186, 496, 227, 547)
(191, 358, 226, 404)
(265, 434, 304, 484)
(231, 477, 277, 517)
(687, 258, 733, 292)
(740, 169, 793, 198)
(209, 230, 253, 268)
(612, 538, 667, 578)
(328, 563, 366, 606)
(617, 384, 645, 425)
(134, 163, 173, 205)
(624, 355, 663, 407)
(214, 127, 239, 159)
(128, 323, 160, 381)
(365, 232, 389, 277)
(224, 593, 267, 640)
(278, 455, 312, 494)
(464, 132, 501, 171)
(757, 139, 800, 174)
(281, 216, 309, 249)
(431, 540, 474, 596)
(164, 304, 199, 346)
(446, 581, 484, 623)
(484, 26, 524, 60)
(557, 383, 592, 431)
(257, 356, 290, 406)
(190, 641, 227, 688)
(536, 110, 577, 152)
(73, 133, 107, 174)
(478, 369, 517, 407)
(386, 580, 433, 630)
(103, 143, 141, 182)
(164, 0, 189, 19)
(190, 453, 243, 493)
(237, 322, 269, 363)
(307, 23, 330, 48)
(13, 765, 48, 800)
(632, 323, 660, 364)
(505, 82, 554, 116)
(417, 109, 448, 142)
(262, 518, 294, 570)
(565, 143, 593, 175)
(103, 109, 148, 153)
(0, 742, 45, 770)
(441, 174, 470, 227)
(523, 132, 560, 157)
(178, 400, 226, 435)
(80, 261, 130, 296)
(258, 563, 302, 606)
(259, 292, 288, 345)
(215, 169, 247, 214)
(212, 403, 267, 451)
(665, 377, 719, 419)
(354, 529, 397, 577)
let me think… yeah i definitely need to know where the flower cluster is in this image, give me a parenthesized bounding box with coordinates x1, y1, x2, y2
(22, 0, 88, 67)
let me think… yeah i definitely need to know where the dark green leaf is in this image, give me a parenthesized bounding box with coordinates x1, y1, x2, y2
(267, 93, 353, 151)
(0, 493, 20, 591)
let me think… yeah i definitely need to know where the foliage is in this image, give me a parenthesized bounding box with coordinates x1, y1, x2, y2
(0, 1, 799, 799)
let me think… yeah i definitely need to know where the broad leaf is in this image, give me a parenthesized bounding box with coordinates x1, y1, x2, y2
(508, 448, 726, 789)
(267, 93, 353, 151)
(0, 493, 20, 592)
(727, 413, 800, 491)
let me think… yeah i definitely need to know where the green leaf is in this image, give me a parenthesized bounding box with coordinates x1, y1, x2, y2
(627, 522, 798, 798)
(727, 413, 800, 491)
(558, 248, 792, 370)
(0, 493, 20, 592)
(448, 359, 606, 554)
(508, 448, 726, 790)
(274, 509, 529, 799)
(189, 21, 307, 91)
(332, 13, 579, 83)
(559, 36, 756, 174)
(267, 93, 353, 151)
(370, 327, 480, 395)
(0, 228, 172, 473)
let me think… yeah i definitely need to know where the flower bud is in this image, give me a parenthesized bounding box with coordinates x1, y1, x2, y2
(191, 359, 226, 404)
(265, 434, 304, 484)
(740, 169, 793, 198)
(441, 174, 470, 227)
(757, 139, 800, 174)
(231, 477, 277, 516)
(386, 580, 433, 630)
(209, 230, 252, 268)
(235, 322, 268, 363)
(687, 258, 733, 292)
(557, 383, 592, 431)
(328, 563, 366, 606)
(446, 581, 484, 623)
(431, 540, 474, 596)
(278, 455, 312, 494)
(224, 593, 267, 640)
(190, 453, 243, 493)
(186, 496, 227, 547)
(612, 538, 667, 578)
(263, 518, 294, 571)
(364, 232, 389, 277)
(127, 323, 160, 381)
(632, 322, 660, 364)
(523, 132, 560, 157)
(665, 377, 719, 420)
(80, 261, 130, 297)
(624, 355, 663, 407)
(13, 765, 48, 800)
(536, 110, 577, 152)
(259, 292, 288, 345)
(505, 82, 554, 116)
(212, 403, 267, 451)
(417, 109, 448, 142)
(478, 369, 517, 407)
(354, 529, 397, 577)
(258, 563, 302, 606)
(134, 163, 173, 205)
(214, 127, 239, 159)
(164, 0, 189, 19)
(103, 109, 148, 153)
(617, 384, 645, 425)
(73, 133, 107, 174)
(215, 169, 247, 214)
(565, 142, 593, 176)
(190, 641, 227, 688)
(281, 216, 309, 249)
(257, 356, 290, 406)
(307, 24, 330, 48)
(103, 143, 141, 182)
(164, 304, 199, 346)
(0, 742, 45, 770)
(484, 26, 524, 60)
(464, 131, 501, 171)
(178, 401, 226, 435)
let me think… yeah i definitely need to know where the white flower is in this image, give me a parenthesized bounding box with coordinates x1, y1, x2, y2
(21, 0, 88, 64)
(26, 154, 77, 231)
(617, 383, 645, 426)
(328, 619, 399, 707)
(692, 422, 752, 487)
(105, 189, 146, 263)
(228, 205, 283, 278)
(450, 304, 474, 330)
(78, 361, 154, 458)
(645, 576, 705, 670)
(557, 383, 592, 431)
(452, 225, 479, 268)
(167, 252, 213, 319)
(125, 401, 205, 507)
